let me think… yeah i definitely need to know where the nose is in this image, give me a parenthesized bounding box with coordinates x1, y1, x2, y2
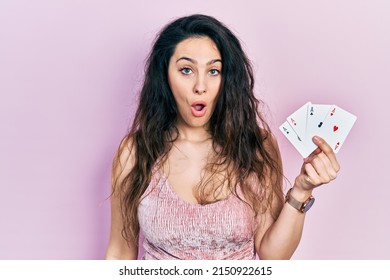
(194, 74, 206, 95)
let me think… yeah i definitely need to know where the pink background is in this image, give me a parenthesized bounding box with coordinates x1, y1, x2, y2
(1, 0, 389, 259)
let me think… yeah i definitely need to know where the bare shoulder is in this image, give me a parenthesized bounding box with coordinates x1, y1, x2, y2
(111, 134, 136, 191)
(106, 134, 139, 260)
(116, 134, 136, 160)
(260, 128, 280, 159)
(258, 128, 284, 202)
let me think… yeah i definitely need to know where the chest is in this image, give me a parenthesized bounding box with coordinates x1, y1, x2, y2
(163, 141, 227, 204)
(138, 178, 256, 258)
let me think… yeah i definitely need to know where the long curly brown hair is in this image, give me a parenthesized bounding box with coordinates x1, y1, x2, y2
(112, 14, 284, 245)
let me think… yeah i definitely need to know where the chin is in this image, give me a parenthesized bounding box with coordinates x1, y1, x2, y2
(187, 118, 210, 129)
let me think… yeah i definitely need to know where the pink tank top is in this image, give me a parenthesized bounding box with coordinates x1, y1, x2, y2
(138, 171, 257, 260)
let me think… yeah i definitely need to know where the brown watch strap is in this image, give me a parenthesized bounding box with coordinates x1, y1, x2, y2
(285, 188, 314, 213)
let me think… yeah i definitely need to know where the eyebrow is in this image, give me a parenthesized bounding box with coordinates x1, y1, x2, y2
(176, 57, 222, 65)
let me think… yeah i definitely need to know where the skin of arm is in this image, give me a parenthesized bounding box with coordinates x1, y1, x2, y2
(255, 135, 340, 259)
(105, 137, 139, 260)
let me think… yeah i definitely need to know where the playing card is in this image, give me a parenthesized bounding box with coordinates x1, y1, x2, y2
(286, 101, 311, 144)
(305, 103, 332, 153)
(320, 105, 357, 153)
(280, 102, 357, 157)
(279, 120, 311, 158)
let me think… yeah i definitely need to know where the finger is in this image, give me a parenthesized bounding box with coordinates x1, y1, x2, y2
(310, 155, 328, 181)
(312, 136, 340, 171)
(303, 163, 322, 186)
(317, 152, 338, 180)
(311, 153, 337, 182)
(303, 147, 322, 163)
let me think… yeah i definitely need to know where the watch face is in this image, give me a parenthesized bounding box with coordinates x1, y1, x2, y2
(303, 197, 315, 212)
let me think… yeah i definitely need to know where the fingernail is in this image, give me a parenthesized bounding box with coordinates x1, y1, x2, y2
(313, 136, 320, 143)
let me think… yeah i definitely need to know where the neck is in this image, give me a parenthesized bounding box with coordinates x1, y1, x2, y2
(174, 123, 212, 143)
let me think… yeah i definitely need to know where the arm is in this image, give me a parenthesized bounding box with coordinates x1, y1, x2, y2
(255, 136, 340, 259)
(105, 136, 139, 260)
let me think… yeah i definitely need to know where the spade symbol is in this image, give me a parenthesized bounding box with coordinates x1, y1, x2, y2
(318, 122, 323, 128)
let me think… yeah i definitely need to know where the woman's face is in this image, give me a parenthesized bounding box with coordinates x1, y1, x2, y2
(168, 36, 222, 130)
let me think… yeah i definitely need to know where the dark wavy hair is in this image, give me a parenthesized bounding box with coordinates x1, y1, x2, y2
(112, 14, 284, 244)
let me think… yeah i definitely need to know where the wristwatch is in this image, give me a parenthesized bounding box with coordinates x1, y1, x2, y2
(285, 188, 315, 213)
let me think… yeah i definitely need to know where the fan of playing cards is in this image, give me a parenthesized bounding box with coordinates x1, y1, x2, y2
(279, 102, 357, 158)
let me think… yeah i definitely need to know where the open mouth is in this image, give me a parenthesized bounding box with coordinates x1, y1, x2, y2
(191, 101, 207, 117)
(193, 104, 205, 111)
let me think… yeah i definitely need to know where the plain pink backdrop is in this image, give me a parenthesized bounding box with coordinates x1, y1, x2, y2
(1, 0, 389, 259)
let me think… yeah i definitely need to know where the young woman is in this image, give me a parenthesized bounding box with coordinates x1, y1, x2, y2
(105, 14, 340, 260)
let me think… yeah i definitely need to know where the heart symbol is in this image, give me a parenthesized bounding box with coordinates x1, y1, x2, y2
(333, 126, 339, 132)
